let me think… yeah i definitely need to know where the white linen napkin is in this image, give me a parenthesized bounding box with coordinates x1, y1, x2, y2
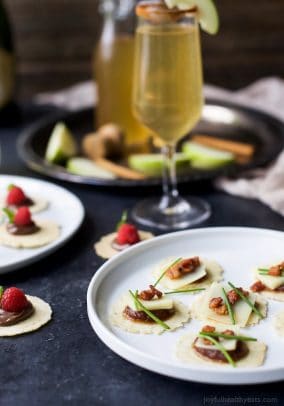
(35, 77, 284, 216)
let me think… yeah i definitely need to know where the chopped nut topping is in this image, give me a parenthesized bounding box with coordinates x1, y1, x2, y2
(166, 256, 200, 280)
(222, 329, 235, 336)
(250, 280, 266, 292)
(209, 297, 228, 315)
(201, 325, 215, 345)
(227, 289, 239, 305)
(137, 285, 163, 301)
(202, 325, 216, 333)
(209, 297, 223, 309)
(268, 262, 284, 276)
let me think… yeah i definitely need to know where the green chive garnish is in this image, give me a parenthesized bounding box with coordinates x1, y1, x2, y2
(2, 208, 14, 223)
(197, 333, 236, 367)
(153, 257, 182, 287)
(116, 210, 128, 231)
(0, 286, 3, 299)
(134, 289, 139, 310)
(222, 287, 235, 325)
(165, 288, 205, 295)
(228, 282, 264, 319)
(129, 290, 170, 330)
(199, 331, 257, 342)
(258, 268, 269, 273)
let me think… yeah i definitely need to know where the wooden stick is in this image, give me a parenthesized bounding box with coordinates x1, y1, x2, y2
(191, 134, 255, 157)
(95, 158, 146, 180)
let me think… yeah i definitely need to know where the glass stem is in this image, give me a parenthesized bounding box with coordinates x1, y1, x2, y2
(160, 144, 179, 211)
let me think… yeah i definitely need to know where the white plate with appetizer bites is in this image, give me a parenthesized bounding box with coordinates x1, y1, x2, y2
(0, 175, 84, 273)
(87, 227, 284, 385)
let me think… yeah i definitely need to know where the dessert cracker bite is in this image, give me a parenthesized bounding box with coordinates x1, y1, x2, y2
(110, 285, 190, 334)
(0, 206, 59, 248)
(94, 211, 153, 259)
(176, 324, 266, 368)
(0, 286, 52, 336)
(2, 184, 48, 213)
(152, 256, 223, 290)
(250, 261, 284, 301)
(191, 281, 267, 327)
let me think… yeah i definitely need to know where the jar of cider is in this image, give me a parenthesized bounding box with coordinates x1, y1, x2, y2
(94, 0, 150, 151)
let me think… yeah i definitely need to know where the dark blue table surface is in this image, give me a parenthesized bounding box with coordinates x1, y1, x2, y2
(0, 104, 283, 406)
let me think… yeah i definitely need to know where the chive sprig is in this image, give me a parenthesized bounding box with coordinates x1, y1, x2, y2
(153, 257, 182, 287)
(197, 333, 236, 367)
(228, 281, 264, 319)
(129, 290, 170, 330)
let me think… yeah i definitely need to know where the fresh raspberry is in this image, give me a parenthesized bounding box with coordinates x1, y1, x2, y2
(6, 185, 26, 206)
(14, 207, 32, 226)
(1, 287, 29, 312)
(116, 223, 140, 245)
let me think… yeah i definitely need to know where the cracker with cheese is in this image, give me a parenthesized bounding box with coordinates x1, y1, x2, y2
(110, 285, 190, 335)
(191, 282, 267, 327)
(176, 324, 266, 368)
(250, 261, 284, 302)
(152, 256, 223, 291)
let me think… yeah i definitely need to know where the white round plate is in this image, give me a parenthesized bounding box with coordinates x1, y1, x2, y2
(87, 227, 284, 385)
(0, 175, 84, 273)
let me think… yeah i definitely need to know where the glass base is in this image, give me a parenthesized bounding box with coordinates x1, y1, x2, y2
(132, 196, 211, 231)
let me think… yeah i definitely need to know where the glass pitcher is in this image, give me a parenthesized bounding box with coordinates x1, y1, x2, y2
(94, 0, 150, 151)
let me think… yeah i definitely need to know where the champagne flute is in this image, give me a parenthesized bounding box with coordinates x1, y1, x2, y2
(132, 1, 211, 230)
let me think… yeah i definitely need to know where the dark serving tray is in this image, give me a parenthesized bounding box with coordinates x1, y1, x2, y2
(17, 99, 284, 187)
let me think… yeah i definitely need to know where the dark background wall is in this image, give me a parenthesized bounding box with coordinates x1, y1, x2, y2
(4, 0, 284, 99)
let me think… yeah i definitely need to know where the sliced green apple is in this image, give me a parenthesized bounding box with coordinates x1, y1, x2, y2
(164, 0, 219, 35)
(128, 153, 190, 177)
(182, 141, 235, 169)
(66, 157, 115, 179)
(45, 122, 78, 164)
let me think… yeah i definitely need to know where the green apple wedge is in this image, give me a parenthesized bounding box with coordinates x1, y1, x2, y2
(182, 141, 235, 169)
(66, 157, 115, 179)
(45, 122, 78, 164)
(164, 0, 219, 35)
(128, 153, 191, 177)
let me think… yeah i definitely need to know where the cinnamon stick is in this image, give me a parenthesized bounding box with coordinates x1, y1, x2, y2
(191, 134, 255, 158)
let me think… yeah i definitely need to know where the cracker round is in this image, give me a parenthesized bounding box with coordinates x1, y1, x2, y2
(110, 293, 190, 334)
(176, 332, 266, 368)
(0, 295, 52, 336)
(0, 219, 60, 248)
(273, 311, 284, 337)
(0, 195, 49, 214)
(252, 265, 284, 302)
(94, 231, 154, 259)
(191, 291, 267, 327)
(152, 257, 223, 290)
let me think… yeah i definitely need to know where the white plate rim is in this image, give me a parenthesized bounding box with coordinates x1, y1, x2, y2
(87, 226, 284, 385)
(0, 174, 85, 273)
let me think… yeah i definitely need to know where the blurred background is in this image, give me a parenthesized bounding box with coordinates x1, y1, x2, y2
(4, 0, 284, 100)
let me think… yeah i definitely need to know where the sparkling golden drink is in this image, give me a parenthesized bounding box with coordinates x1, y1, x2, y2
(94, 35, 149, 148)
(133, 23, 203, 145)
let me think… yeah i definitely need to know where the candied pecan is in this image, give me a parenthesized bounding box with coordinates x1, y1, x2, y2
(214, 304, 228, 315)
(209, 297, 223, 309)
(268, 262, 284, 276)
(202, 325, 216, 333)
(166, 256, 200, 280)
(201, 325, 215, 345)
(209, 297, 228, 315)
(222, 329, 235, 336)
(227, 289, 239, 305)
(137, 285, 163, 301)
(250, 281, 266, 292)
